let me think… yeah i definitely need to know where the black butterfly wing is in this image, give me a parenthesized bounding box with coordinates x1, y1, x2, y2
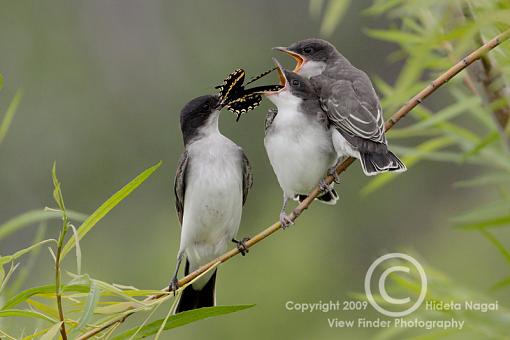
(217, 69, 246, 104)
(226, 93, 263, 121)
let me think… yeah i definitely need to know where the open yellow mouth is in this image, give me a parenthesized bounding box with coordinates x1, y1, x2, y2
(264, 58, 287, 96)
(273, 47, 305, 73)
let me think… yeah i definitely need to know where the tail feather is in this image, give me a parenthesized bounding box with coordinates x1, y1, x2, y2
(360, 150, 406, 176)
(175, 259, 216, 313)
(296, 187, 339, 206)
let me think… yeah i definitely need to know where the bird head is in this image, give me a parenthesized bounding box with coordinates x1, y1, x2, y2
(180, 95, 222, 144)
(273, 38, 337, 77)
(264, 58, 316, 105)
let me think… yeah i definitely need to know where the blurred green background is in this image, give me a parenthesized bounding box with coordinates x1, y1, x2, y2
(1, 0, 509, 338)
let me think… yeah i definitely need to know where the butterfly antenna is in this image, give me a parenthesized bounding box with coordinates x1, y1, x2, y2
(245, 67, 277, 86)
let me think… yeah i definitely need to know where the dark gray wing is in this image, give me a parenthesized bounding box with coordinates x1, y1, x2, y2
(240, 150, 253, 205)
(174, 150, 189, 225)
(264, 108, 278, 134)
(317, 74, 385, 144)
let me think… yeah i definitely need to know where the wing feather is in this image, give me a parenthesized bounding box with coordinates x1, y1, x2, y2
(174, 150, 189, 225)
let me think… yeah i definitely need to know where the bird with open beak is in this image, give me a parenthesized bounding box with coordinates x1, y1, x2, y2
(274, 39, 406, 176)
(263, 59, 338, 228)
(170, 94, 253, 312)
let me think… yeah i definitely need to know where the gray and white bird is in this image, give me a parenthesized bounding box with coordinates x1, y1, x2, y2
(171, 94, 253, 312)
(274, 39, 406, 176)
(264, 59, 338, 228)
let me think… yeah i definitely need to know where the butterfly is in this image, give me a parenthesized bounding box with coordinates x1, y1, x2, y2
(216, 67, 282, 121)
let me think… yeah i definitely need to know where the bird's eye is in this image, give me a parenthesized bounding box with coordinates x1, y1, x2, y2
(303, 46, 313, 54)
(291, 79, 300, 86)
(203, 102, 210, 110)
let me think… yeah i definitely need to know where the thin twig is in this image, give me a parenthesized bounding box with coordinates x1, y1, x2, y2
(77, 28, 510, 340)
(52, 164, 69, 340)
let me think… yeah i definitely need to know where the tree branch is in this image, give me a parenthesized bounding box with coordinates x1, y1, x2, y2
(77, 28, 510, 340)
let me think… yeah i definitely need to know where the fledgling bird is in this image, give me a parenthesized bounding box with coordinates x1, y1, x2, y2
(264, 59, 338, 228)
(170, 94, 253, 312)
(274, 39, 406, 176)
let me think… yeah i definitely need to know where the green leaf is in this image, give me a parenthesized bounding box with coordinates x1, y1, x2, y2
(112, 305, 255, 339)
(309, 0, 324, 18)
(461, 131, 499, 160)
(319, 0, 351, 37)
(0, 309, 56, 323)
(479, 229, 510, 265)
(490, 276, 510, 292)
(0, 89, 22, 145)
(40, 321, 63, 340)
(365, 29, 422, 44)
(26, 299, 59, 319)
(0, 239, 55, 266)
(61, 161, 161, 258)
(72, 281, 100, 334)
(94, 301, 137, 314)
(455, 215, 510, 231)
(6, 223, 47, 296)
(401, 96, 480, 132)
(1, 284, 89, 310)
(453, 173, 510, 188)
(0, 209, 87, 241)
(361, 136, 454, 195)
(51, 162, 66, 213)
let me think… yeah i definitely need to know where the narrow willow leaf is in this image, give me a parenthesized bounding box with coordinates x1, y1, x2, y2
(1, 284, 89, 310)
(363, 0, 402, 15)
(365, 29, 423, 44)
(453, 173, 510, 188)
(455, 215, 510, 230)
(309, 0, 324, 18)
(0, 263, 19, 295)
(0, 209, 87, 240)
(6, 223, 47, 296)
(461, 131, 499, 160)
(0, 309, 56, 323)
(319, 0, 351, 37)
(72, 281, 100, 334)
(490, 276, 510, 292)
(0, 89, 22, 145)
(451, 200, 510, 225)
(69, 224, 82, 275)
(112, 305, 255, 340)
(92, 279, 146, 304)
(403, 96, 480, 132)
(94, 301, 137, 314)
(61, 161, 161, 258)
(361, 136, 454, 195)
(0, 239, 55, 265)
(479, 229, 510, 265)
(26, 299, 59, 319)
(40, 321, 62, 340)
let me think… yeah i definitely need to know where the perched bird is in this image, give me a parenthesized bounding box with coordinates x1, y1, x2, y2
(264, 59, 338, 228)
(274, 39, 406, 176)
(170, 94, 253, 312)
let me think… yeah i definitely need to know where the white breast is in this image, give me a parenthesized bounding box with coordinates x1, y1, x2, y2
(180, 134, 243, 274)
(264, 95, 337, 198)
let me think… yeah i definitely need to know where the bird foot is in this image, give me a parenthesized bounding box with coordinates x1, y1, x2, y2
(232, 237, 250, 256)
(169, 277, 179, 296)
(280, 212, 294, 229)
(328, 165, 341, 184)
(319, 178, 334, 194)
